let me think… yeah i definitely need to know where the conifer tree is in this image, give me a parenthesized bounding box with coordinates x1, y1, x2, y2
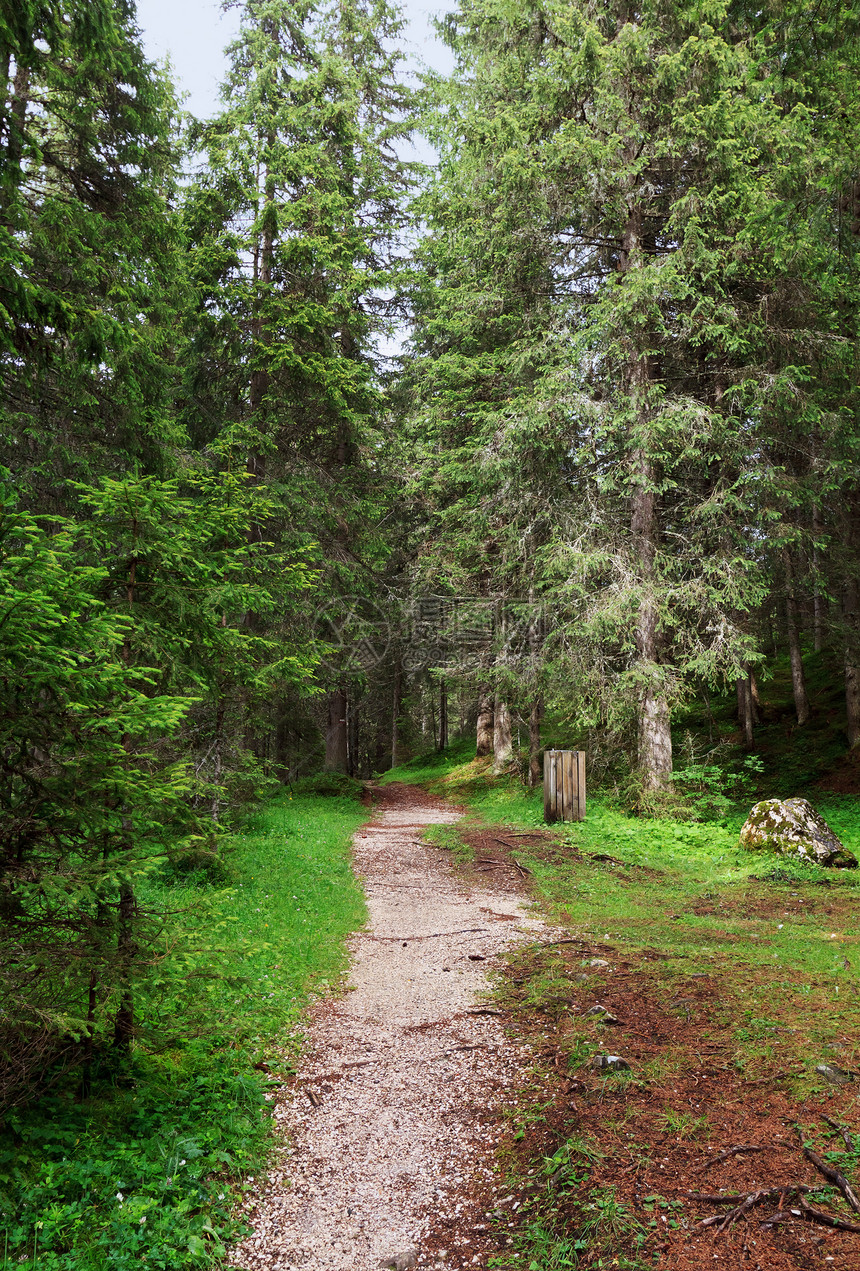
(182, 0, 416, 772)
(0, 0, 183, 511)
(411, 0, 860, 795)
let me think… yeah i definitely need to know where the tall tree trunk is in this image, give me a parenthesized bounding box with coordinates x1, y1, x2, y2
(390, 650, 402, 769)
(622, 200, 673, 791)
(843, 495, 860, 747)
(247, 137, 275, 502)
(325, 689, 348, 771)
(492, 696, 512, 772)
(438, 677, 448, 750)
(528, 696, 543, 789)
(750, 671, 762, 723)
(783, 548, 811, 726)
(736, 671, 755, 749)
(476, 686, 494, 757)
(812, 503, 826, 653)
(844, 574, 860, 747)
(347, 700, 359, 777)
(428, 682, 438, 750)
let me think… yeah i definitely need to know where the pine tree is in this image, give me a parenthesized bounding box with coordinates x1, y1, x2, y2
(410, 0, 860, 795)
(182, 0, 417, 773)
(0, 0, 183, 511)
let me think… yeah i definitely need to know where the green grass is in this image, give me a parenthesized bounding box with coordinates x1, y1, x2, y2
(384, 742, 860, 1268)
(421, 821, 475, 864)
(0, 790, 367, 1271)
(385, 746, 860, 986)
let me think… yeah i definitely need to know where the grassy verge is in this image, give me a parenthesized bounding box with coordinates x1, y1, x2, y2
(384, 747, 860, 1269)
(0, 789, 367, 1271)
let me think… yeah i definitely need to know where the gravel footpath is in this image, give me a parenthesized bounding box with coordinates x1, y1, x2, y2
(229, 784, 551, 1271)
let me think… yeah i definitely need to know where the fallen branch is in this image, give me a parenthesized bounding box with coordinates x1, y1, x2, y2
(373, 928, 488, 943)
(688, 1186, 813, 1206)
(693, 1185, 813, 1231)
(822, 1114, 857, 1153)
(802, 1144, 860, 1214)
(694, 1145, 765, 1172)
(798, 1194, 860, 1233)
(512, 859, 533, 876)
(759, 1208, 796, 1229)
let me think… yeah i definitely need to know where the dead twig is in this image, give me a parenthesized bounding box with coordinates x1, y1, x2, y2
(372, 928, 488, 943)
(802, 1143, 860, 1214)
(759, 1208, 796, 1229)
(694, 1145, 765, 1173)
(433, 1043, 494, 1060)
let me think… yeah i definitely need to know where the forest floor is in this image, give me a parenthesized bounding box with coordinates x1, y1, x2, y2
(230, 775, 860, 1271)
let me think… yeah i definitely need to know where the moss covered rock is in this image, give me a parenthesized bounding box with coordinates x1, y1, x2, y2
(739, 798, 857, 868)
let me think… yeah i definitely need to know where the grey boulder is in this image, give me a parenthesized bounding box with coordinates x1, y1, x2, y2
(739, 798, 857, 868)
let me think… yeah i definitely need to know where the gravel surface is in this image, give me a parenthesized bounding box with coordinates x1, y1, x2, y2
(228, 785, 553, 1271)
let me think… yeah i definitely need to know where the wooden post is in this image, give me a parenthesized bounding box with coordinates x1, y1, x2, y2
(543, 749, 586, 823)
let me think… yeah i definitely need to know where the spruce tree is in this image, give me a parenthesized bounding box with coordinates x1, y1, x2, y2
(411, 0, 860, 794)
(0, 0, 183, 511)
(182, 0, 417, 772)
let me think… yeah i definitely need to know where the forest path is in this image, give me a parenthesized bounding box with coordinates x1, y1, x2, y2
(230, 782, 551, 1271)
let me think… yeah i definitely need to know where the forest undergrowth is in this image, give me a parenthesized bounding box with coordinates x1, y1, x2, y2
(386, 745, 860, 1269)
(0, 789, 366, 1271)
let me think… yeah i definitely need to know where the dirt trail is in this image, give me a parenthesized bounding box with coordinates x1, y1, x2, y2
(230, 784, 552, 1271)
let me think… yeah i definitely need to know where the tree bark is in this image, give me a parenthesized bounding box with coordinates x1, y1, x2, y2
(750, 671, 762, 722)
(783, 548, 811, 726)
(325, 689, 348, 771)
(347, 700, 359, 777)
(492, 696, 513, 772)
(813, 503, 826, 653)
(247, 134, 276, 505)
(438, 677, 448, 750)
(844, 574, 860, 747)
(736, 672, 755, 749)
(476, 687, 494, 757)
(390, 650, 402, 769)
(528, 696, 543, 789)
(621, 199, 673, 792)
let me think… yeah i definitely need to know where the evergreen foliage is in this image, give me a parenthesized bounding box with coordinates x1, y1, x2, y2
(2, 0, 860, 1217)
(408, 0, 860, 796)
